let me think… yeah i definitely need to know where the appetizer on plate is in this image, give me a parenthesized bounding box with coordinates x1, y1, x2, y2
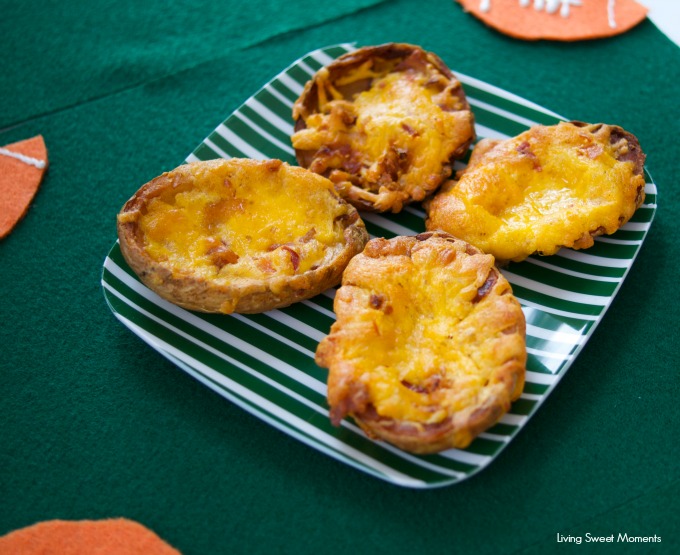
(316, 231, 527, 454)
(117, 158, 368, 314)
(292, 43, 475, 213)
(425, 121, 646, 263)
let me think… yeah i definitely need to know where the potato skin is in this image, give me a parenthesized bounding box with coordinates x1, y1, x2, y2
(117, 158, 368, 314)
(292, 43, 475, 213)
(426, 121, 647, 263)
(316, 231, 526, 454)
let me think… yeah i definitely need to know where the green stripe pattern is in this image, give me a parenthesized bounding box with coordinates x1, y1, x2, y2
(102, 44, 657, 488)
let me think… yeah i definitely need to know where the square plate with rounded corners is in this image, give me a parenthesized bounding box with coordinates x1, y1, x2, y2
(102, 44, 656, 488)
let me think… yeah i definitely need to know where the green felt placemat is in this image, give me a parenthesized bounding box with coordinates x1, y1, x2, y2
(1, 0, 386, 130)
(2, 0, 678, 553)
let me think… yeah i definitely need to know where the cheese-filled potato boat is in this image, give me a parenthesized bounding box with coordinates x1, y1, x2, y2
(117, 158, 368, 314)
(315, 231, 527, 454)
(426, 121, 646, 263)
(292, 43, 475, 213)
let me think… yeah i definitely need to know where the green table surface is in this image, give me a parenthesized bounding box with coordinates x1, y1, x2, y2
(2, 1, 679, 553)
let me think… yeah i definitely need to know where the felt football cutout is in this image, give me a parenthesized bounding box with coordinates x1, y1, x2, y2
(0, 518, 182, 555)
(0, 135, 48, 239)
(456, 0, 648, 41)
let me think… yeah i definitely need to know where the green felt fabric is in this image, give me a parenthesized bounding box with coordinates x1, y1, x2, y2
(1, 0, 385, 128)
(2, 0, 678, 553)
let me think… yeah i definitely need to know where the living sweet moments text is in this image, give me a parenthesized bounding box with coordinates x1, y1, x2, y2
(557, 533, 661, 545)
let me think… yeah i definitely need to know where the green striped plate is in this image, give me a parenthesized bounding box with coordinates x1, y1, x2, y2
(102, 44, 657, 488)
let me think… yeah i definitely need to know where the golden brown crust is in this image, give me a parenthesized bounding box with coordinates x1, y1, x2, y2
(425, 121, 646, 263)
(315, 231, 526, 454)
(292, 43, 475, 213)
(117, 158, 368, 314)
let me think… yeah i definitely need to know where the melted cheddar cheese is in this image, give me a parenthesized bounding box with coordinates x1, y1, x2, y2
(137, 159, 352, 281)
(426, 122, 645, 262)
(293, 71, 468, 181)
(319, 235, 525, 427)
(292, 45, 474, 213)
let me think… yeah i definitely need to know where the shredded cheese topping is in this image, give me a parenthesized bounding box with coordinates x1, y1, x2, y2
(137, 161, 352, 281)
(292, 51, 473, 211)
(332, 239, 514, 424)
(427, 122, 645, 262)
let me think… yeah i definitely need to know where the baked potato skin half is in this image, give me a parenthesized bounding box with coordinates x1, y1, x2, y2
(425, 121, 647, 263)
(292, 43, 475, 213)
(316, 231, 526, 454)
(117, 158, 368, 314)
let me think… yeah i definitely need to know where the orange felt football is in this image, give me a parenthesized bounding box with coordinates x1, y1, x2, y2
(0, 518, 182, 555)
(456, 0, 648, 41)
(0, 135, 48, 239)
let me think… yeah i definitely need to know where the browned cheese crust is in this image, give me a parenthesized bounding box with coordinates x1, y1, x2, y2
(315, 231, 527, 454)
(425, 121, 646, 263)
(117, 158, 368, 314)
(292, 43, 475, 213)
